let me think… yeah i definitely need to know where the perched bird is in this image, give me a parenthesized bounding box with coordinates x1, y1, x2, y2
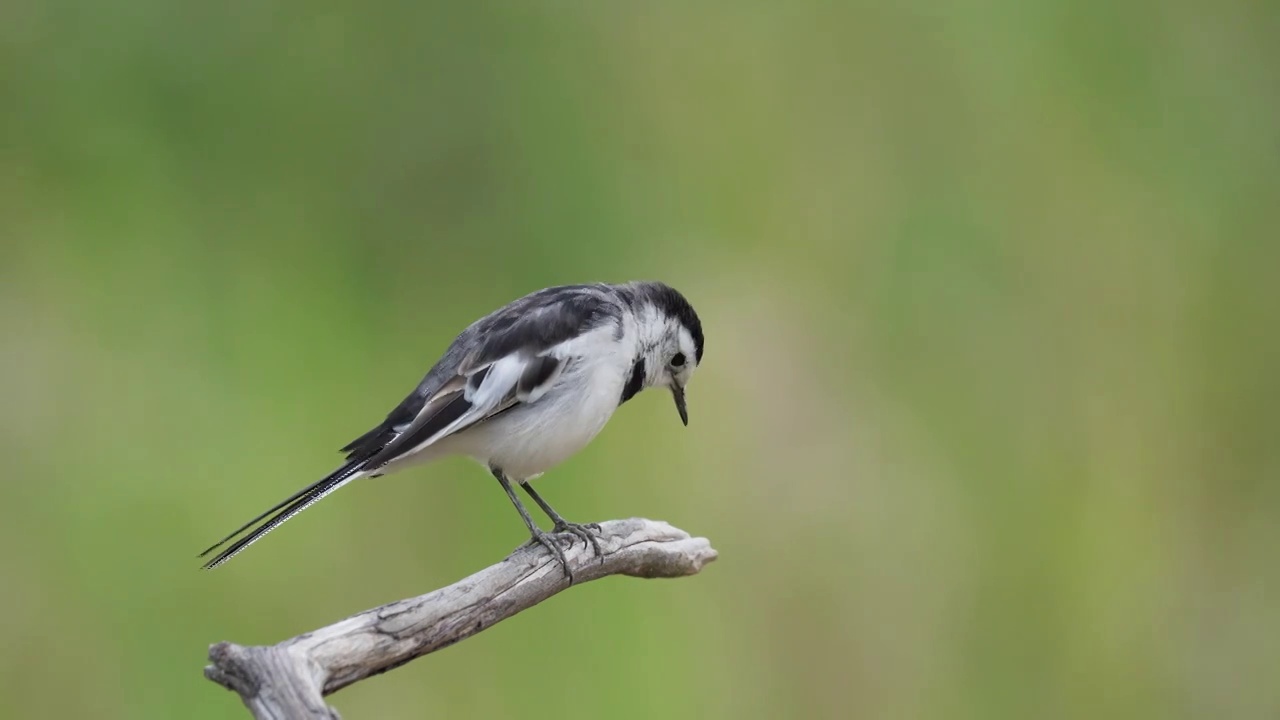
(199, 281, 705, 579)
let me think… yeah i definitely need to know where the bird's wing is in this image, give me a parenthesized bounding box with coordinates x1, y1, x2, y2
(359, 351, 567, 469)
(341, 284, 622, 470)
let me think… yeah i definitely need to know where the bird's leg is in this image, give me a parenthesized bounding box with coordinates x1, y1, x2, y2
(520, 481, 603, 561)
(491, 468, 573, 581)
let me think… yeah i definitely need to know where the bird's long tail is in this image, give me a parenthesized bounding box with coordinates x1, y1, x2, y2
(198, 460, 367, 569)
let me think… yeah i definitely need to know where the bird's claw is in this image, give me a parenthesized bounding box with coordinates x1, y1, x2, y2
(527, 529, 574, 582)
(552, 521, 604, 563)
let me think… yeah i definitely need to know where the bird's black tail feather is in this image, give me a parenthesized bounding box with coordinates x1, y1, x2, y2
(198, 460, 367, 569)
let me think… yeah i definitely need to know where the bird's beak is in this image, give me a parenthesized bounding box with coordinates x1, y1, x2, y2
(672, 385, 689, 426)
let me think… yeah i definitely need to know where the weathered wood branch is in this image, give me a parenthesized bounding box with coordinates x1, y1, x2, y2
(204, 518, 718, 719)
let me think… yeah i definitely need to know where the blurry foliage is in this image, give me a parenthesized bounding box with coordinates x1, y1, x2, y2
(2, 2, 1278, 719)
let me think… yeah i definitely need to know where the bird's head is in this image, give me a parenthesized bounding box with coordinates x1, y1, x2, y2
(626, 282, 705, 426)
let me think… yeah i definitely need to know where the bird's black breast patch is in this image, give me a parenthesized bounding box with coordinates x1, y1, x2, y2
(619, 358, 645, 405)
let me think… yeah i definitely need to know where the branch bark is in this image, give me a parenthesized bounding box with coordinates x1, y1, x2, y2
(204, 518, 718, 719)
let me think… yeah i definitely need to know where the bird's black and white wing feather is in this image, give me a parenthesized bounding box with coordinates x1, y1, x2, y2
(198, 284, 623, 569)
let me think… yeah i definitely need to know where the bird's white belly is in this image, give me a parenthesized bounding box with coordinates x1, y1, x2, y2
(454, 359, 624, 480)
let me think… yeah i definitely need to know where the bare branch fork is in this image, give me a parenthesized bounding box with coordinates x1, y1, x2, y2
(204, 518, 718, 719)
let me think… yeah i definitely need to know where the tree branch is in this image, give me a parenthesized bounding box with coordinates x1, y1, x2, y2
(204, 518, 718, 719)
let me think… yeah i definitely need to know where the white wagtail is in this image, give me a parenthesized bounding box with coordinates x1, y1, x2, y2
(199, 281, 705, 579)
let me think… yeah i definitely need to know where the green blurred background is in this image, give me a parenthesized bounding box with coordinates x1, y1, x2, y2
(3, 2, 1277, 718)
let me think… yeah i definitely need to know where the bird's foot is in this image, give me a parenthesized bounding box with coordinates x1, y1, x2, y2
(527, 529, 574, 582)
(552, 521, 604, 562)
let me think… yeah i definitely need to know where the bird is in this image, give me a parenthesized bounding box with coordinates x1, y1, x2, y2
(198, 281, 705, 580)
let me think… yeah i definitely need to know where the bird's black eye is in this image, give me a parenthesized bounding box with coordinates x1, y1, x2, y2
(671, 352, 686, 368)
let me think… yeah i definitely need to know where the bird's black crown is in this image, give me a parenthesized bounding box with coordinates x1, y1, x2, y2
(640, 282, 705, 364)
